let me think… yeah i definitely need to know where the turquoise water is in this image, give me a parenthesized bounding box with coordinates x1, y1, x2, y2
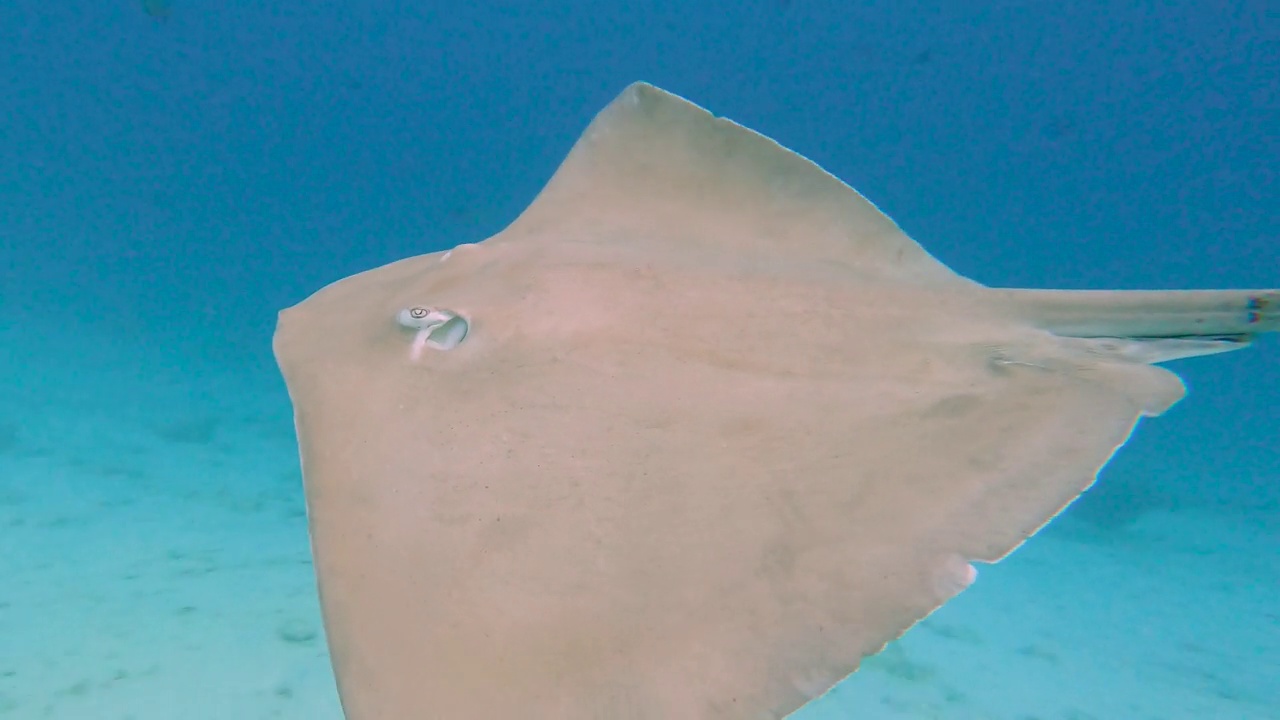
(2, 1, 1276, 718)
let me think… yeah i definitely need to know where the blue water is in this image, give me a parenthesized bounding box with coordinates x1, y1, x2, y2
(1, 1, 1276, 718)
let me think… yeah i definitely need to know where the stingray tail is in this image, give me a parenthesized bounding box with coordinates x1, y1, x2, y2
(1001, 288, 1279, 362)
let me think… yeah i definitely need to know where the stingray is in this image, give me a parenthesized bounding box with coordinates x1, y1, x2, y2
(273, 82, 1277, 719)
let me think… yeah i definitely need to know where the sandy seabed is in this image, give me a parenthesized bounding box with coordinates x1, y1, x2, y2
(2, 318, 1276, 720)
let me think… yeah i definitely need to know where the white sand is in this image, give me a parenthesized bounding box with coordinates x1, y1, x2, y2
(1, 315, 1275, 719)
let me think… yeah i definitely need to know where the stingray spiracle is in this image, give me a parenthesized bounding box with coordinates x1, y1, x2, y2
(396, 306, 469, 358)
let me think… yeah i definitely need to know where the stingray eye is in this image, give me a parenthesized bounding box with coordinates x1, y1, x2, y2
(397, 306, 446, 329)
(396, 306, 469, 354)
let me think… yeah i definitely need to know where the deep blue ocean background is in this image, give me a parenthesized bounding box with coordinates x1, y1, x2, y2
(1, 0, 1276, 717)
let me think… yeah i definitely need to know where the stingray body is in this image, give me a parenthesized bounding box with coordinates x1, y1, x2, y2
(274, 83, 1277, 719)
